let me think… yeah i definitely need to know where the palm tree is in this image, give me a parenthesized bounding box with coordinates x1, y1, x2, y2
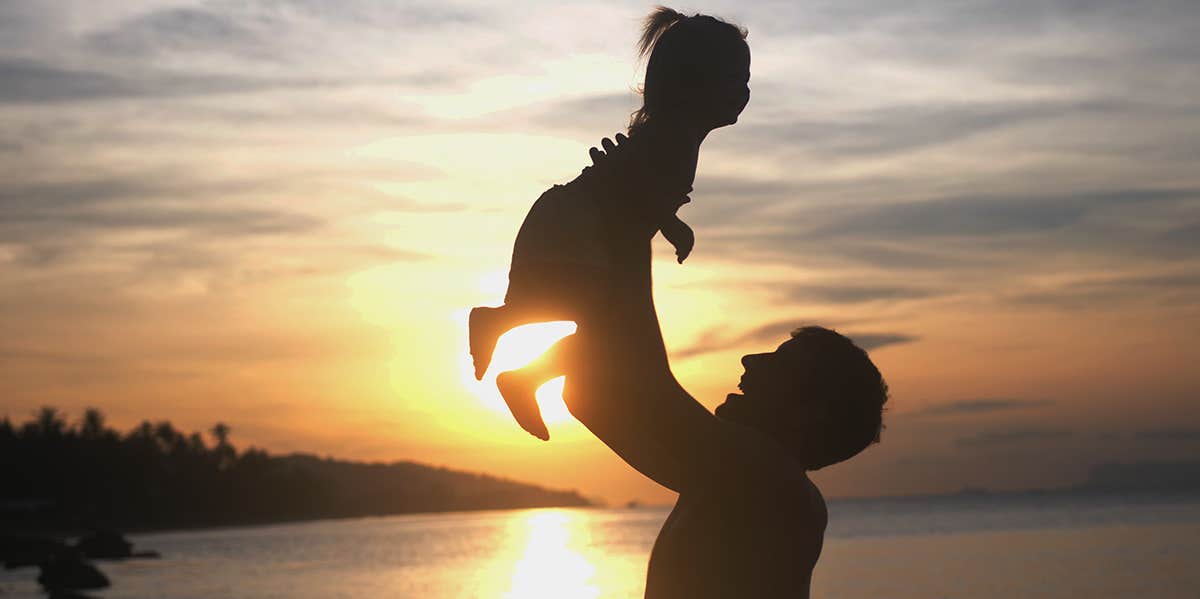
(33, 406, 67, 438)
(210, 422, 230, 448)
(80, 407, 107, 440)
(210, 422, 235, 470)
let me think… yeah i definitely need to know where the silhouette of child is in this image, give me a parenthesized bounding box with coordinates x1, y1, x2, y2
(469, 8, 751, 440)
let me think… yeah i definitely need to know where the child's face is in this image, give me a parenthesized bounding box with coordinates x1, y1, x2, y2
(706, 42, 751, 128)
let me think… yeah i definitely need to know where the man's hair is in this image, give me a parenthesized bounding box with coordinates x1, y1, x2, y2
(783, 326, 889, 469)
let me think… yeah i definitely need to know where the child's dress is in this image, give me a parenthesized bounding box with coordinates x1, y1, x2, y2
(504, 133, 695, 314)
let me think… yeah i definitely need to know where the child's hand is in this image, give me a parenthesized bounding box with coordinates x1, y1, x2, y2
(588, 133, 629, 166)
(660, 214, 694, 264)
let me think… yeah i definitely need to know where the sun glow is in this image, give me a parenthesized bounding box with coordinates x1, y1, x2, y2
(470, 321, 578, 426)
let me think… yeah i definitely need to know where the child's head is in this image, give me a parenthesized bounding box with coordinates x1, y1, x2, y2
(629, 7, 750, 136)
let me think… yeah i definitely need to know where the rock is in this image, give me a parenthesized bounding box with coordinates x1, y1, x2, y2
(48, 591, 102, 599)
(36, 555, 110, 591)
(1, 535, 70, 569)
(74, 530, 132, 559)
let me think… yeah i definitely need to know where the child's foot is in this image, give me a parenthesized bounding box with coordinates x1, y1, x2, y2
(469, 306, 503, 380)
(496, 370, 550, 441)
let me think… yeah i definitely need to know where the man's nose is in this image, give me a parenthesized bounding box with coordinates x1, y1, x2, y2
(741, 353, 769, 369)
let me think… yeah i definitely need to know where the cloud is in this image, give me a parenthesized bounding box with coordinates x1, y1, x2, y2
(492, 93, 637, 137)
(84, 0, 482, 59)
(1, 0, 492, 106)
(1136, 428, 1200, 441)
(85, 6, 266, 58)
(911, 398, 1053, 417)
(1163, 222, 1200, 247)
(0, 171, 427, 282)
(731, 100, 1120, 159)
(956, 428, 1072, 448)
(1081, 459, 1200, 492)
(673, 319, 916, 359)
(693, 187, 1200, 273)
(811, 188, 1196, 240)
(0, 58, 337, 104)
(0, 59, 135, 103)
(732, 0, 1196, 38)
(0, 174, 321, 240)
(1010, 271, 1200, 307)
(845, 333, 919, 351)
(780, 283, 937, 305)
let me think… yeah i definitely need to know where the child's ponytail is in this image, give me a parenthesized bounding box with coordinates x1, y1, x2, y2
(629, 6, 687, 137)
(636, 6, 687, 60)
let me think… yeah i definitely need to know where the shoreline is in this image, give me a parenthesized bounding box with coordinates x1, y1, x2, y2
(11, 486, 1197, 539)
(3, 500, 599, 539)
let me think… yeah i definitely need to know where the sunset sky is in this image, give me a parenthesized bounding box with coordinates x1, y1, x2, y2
(2, 0, 1198, 505)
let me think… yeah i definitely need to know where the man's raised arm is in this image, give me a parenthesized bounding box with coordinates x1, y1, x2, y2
(560, 224, 731, 494)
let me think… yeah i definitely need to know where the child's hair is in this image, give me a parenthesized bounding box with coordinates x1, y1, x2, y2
(628, 6, 749, 137)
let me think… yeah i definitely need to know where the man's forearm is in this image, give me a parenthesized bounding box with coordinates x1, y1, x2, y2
(565, 243, 718, 484)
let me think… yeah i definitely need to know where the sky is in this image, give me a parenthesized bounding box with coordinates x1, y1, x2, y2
(1, 0, 1198, 505)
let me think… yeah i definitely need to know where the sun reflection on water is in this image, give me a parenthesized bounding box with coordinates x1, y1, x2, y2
(505, 510, 599, 599)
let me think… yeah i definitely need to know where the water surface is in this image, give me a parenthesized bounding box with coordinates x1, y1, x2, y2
(3, 492, 1197, 598)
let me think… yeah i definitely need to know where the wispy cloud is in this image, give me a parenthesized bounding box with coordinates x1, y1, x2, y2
(731, 100, 1121, 159)
(0, 58, 358, 104)
(956, 428, 1072, 448)
(83, 0, 485, 64)
(911, 398, 1053, 418)
(674, 319, 917, 359)
(1137, 428, 1200, 442)
(779, 283, 937, 305)
(0, 173, 321, 263)
(1008, 272, 1200, 309)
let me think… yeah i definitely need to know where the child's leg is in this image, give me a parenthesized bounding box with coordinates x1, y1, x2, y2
(495, 334, 577, 441)
(469, 305, 509, 380)
(469, 299, 578, 380)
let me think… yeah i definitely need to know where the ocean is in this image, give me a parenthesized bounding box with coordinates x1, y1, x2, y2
(3, 491, 1198, 598)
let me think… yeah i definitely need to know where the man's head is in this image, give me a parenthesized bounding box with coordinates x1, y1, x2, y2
(714, 326, 889, 470)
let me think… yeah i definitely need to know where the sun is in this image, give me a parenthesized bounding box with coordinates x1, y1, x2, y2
(467, 320, 578, 425)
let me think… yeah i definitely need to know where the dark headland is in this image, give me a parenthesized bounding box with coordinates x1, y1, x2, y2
(1, 407, 590, 536)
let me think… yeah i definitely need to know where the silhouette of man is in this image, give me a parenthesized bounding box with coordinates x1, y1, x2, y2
(559, 140, 889, 598)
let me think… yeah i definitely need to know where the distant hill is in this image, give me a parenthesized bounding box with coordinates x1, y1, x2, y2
(275, 453, 590, 516)
(1, 407, 589, 533)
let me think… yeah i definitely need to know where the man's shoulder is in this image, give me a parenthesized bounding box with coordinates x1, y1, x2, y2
(697, 419, 824, 511)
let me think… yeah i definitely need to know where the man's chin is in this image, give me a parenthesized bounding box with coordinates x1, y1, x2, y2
(714, 394, 744, 419)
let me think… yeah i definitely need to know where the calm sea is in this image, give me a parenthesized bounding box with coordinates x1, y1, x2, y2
(3, 492, 1198, 598)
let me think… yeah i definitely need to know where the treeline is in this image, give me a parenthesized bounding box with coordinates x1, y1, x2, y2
(1, 407, 588, 532)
